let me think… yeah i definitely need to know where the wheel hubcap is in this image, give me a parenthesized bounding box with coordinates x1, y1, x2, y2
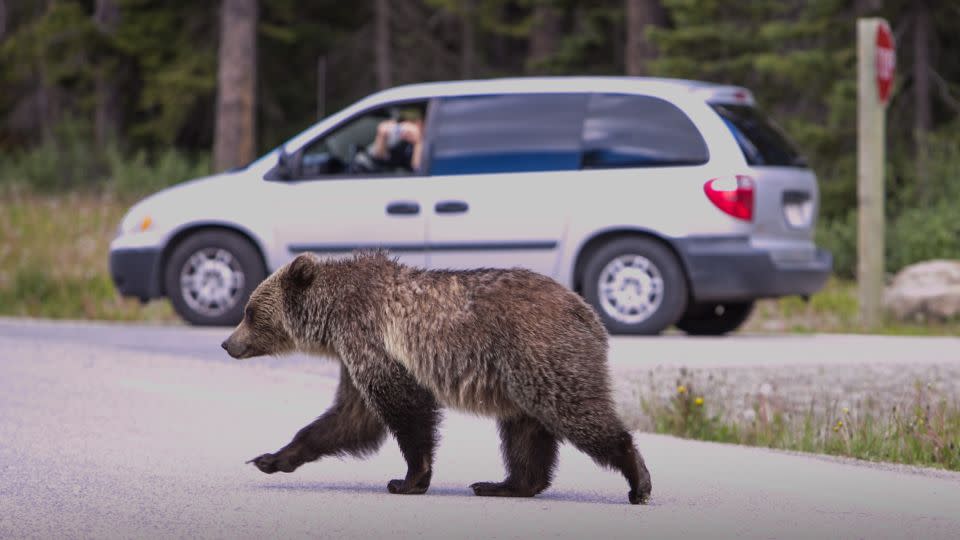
(598, 254, 664, 324)
(180, 248, 245, 317)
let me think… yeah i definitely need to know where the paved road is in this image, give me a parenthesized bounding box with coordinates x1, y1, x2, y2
(1, 318, 959, 539)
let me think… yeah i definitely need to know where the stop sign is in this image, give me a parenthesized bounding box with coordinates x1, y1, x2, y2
(875, 22, 895, 105)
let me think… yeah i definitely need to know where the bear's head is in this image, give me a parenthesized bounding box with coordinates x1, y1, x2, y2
(221, 253, 324, 359)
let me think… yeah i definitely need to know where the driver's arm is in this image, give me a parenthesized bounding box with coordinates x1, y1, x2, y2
(371, 120, 395, 160)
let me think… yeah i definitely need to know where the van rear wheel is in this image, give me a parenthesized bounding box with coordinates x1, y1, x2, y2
(582, 237, 688, 335)
(675, 302, 755, 336)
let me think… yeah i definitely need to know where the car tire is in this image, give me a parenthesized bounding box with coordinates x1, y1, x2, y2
(675, 302, 755, 336)
(582, 237, 688, 335)
(163, 230, 265, 326)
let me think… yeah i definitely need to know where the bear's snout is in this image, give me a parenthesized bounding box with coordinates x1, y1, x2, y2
(221, 336, 247, 359)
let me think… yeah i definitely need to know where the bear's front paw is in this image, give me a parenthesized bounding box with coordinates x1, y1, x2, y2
(246, 453, 296, 474)
(387, 478, 429, 495)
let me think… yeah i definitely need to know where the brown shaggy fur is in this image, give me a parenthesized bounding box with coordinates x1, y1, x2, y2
(222, 251, 652, 504)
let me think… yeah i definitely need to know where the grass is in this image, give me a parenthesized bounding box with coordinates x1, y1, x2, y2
(0, 186, 175, 321)
(640, 377, 960, 472)
(744, 278, 960, 336)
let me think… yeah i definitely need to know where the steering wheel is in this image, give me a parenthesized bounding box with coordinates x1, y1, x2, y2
(347, 144, 379, 174)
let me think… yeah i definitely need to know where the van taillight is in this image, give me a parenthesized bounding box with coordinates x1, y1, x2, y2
(704, 175, 754, 221)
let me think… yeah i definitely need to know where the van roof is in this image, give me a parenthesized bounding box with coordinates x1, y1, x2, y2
(369, 76, 755, 106)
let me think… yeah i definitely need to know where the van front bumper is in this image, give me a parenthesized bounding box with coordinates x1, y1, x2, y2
(675, 237, 832, 302)
(109, 248, 163, 302)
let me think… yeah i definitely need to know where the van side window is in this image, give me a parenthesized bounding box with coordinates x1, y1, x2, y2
(582, 94, 709, 169)
(288, 101, 428, 180)
(429, 94, 587, 175)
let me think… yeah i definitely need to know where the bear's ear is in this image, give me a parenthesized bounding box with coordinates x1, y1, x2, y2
(284, 253, 319, 289)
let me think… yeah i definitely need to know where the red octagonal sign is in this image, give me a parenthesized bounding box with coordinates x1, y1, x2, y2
(876, 22, 895, 105)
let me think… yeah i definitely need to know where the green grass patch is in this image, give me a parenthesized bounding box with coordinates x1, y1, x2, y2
(744, 278, 960, 336)
(0, 187, 175, 321)
(642, 379, 960, 471)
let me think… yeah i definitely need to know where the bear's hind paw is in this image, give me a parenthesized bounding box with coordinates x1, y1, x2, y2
(628, 489, 650, 505)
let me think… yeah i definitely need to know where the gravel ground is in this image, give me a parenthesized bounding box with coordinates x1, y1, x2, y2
(603, 335, 960, 432)
(616, 360, 960, 429)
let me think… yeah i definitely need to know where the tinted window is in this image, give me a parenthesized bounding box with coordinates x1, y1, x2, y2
(711, 104, 805, 167)
(581, 94, 709, 169)
(429, 94, 587, 175)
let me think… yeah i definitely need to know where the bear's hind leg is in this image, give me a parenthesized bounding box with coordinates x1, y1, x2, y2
(248, 367, 386, 474)
(565, 424, 652, 505)
(470, 415, 558, 498)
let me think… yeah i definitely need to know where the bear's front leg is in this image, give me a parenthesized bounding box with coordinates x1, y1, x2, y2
(343, 349, 441, 495)
(377, 400, 440, 495)
(247, 368, 387, 475)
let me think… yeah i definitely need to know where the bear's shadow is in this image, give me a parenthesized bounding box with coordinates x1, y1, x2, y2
(253, 481, 626, 505)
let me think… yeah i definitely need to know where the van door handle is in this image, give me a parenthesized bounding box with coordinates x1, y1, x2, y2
(386, 201, 420, 215)
(434, 200, 469, 214)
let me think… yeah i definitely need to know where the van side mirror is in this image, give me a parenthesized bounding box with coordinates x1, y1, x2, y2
(275, 145, 293, 180)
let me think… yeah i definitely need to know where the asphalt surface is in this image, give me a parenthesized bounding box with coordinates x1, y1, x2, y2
(1, 318, 959, 539)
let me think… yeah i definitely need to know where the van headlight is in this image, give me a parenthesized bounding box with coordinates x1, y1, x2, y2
(117, 212, 154, 236)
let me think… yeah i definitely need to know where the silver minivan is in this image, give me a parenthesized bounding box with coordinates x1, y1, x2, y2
(109, 77, 831, 335)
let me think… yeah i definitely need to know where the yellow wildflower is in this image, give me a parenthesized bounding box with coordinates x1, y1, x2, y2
(694, 397, 704, 406)
(677, 385, 687, 394)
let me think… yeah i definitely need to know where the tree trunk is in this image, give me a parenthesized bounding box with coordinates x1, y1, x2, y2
(854, 0, 882, 16)
(94, 0, 121, 150)
(0, 0, 7, 41)
(461, 0, 476, 79)
(528, 2, 561, 75)
(213, 0, 258, 172)
(913, 0, 932, 206)
(375, 0, 391, 89)
(625, 0, 666, 76)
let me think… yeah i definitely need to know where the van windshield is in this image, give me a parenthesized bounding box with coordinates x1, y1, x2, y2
(711, 104, 807, 167)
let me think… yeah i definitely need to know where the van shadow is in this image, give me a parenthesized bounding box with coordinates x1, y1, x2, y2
(252, 480, 628, 505)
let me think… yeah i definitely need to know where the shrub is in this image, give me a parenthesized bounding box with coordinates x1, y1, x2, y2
(104, 147, 210, 197)
(888, 202, 960, 272)
(0, 140, 208, 198)
(817, 203, 960, 280)
(816, 211, 857, 279)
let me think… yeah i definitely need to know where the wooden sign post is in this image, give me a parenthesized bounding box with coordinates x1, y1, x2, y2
(857, 18, 895, 329)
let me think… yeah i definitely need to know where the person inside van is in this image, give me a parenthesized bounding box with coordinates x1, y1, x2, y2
(371, 107, 425, 172)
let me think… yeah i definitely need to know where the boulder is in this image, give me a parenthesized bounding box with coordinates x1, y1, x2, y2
(884, 260, 960, 322)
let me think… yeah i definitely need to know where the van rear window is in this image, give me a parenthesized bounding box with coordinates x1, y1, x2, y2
(711, 104, 806, 167)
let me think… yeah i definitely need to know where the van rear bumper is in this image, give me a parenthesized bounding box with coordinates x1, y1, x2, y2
(674, 236, 832, 302)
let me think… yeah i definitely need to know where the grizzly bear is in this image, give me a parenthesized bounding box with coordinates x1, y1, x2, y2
(221, 251, 652, 504)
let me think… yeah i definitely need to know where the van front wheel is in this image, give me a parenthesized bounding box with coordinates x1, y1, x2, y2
(582, 237, 688, 335)
(164, 231, 265, 326)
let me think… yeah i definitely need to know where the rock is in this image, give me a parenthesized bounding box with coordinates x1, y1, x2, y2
(884, 260, 960, 321)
